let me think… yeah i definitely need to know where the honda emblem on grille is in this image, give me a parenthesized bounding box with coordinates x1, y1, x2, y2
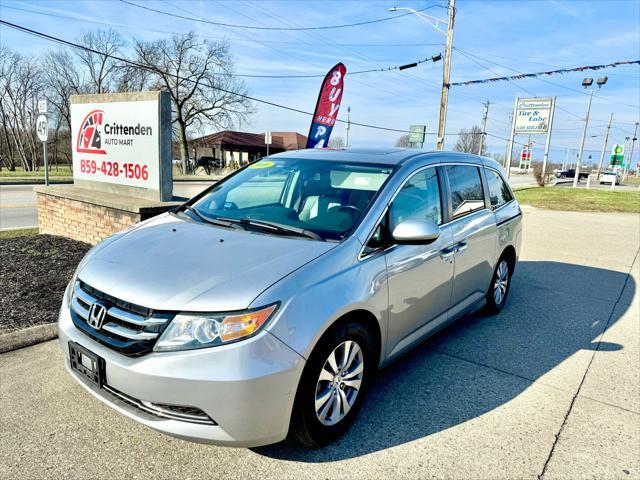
(88, 302, 107, 330)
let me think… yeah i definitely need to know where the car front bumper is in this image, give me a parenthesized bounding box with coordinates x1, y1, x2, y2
(58, 297, 305, 447)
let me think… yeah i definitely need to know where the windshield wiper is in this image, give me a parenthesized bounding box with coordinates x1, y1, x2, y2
(182, 206, 242, 229)
(216, 217, 325, 241)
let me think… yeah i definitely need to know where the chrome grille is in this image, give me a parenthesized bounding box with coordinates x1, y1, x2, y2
(70, 281, 173, 355)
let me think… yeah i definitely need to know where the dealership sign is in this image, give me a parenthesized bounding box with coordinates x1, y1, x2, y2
(70, 91, 172, 201)
(514, 98, 554, 134)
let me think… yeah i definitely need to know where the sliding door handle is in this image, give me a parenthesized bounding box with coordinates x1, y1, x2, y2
(439, 248, 457, 260)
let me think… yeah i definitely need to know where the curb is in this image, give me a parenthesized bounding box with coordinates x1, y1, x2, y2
(0, 323, 58, 354)
(0, 179, 73, 185)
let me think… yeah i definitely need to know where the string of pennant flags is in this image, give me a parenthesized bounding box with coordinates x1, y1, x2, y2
(450, 59, 640, 86)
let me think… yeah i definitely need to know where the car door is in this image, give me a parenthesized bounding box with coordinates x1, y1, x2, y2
(383, 166, 456, 359)
(442, 164, 497, 318)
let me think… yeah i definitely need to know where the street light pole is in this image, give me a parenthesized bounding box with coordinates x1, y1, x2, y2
(437, 0, 455, 151)
(573, 90, 593, 188)
(596, 113, 613, 181)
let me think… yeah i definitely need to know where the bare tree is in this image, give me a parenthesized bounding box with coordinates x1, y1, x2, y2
(329, 136, 345, 148)
(75, 29, 127, 94)
(42, 49, 84, 130)
(395, 134, 411, 148)
(134, 32, 253, 172)
(453, 126, 487, 155)
(0, 46, 43, 171)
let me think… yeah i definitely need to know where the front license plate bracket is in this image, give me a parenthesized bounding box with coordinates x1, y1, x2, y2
(69, 342, 104, 388)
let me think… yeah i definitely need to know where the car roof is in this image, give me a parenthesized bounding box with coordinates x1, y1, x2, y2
(270, 147, 488, 167)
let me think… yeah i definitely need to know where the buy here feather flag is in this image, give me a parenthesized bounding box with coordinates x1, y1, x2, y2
(306, 63, 346, 149)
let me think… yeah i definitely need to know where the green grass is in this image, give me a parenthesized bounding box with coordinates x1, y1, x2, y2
(0, 165, 72, 177)
(624, 176, 640, 186)
(515, 187, 640, 214)
(0, 228, 39, 239)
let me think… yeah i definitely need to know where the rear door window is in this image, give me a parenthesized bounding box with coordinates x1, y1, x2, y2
(485, 168, 513, 209)
(444, 165, 486, 219)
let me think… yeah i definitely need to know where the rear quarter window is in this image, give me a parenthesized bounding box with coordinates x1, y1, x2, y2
(485, 168, 513, 209)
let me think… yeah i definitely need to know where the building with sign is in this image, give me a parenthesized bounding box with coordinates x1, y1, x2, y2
(191, 130, 307, 168)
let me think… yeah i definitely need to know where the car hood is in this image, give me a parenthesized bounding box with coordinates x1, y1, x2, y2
(78, 213, 336, 312)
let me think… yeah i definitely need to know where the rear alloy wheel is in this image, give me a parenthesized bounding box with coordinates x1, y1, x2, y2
(290, 322, 373, 447)
(485, 257, 511, 314)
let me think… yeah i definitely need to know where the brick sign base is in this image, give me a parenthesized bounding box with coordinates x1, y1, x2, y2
(35, 186, 183, 245)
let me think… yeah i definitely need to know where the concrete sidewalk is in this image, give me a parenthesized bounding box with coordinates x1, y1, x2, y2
(1, 207, 638, 479)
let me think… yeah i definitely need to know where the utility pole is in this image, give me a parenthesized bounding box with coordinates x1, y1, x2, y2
(573, 90, 593, 188)
(436, 0, 455, 151)
(563, 147, 569, 170)
(541, 96, 556, 179)
(503, 112, 513, 167)
(596, 113, 613, 181)
(505, 98, 518, 178)
(623, 122, 639, 181)
(478, 100, 490, 155)
(346, 106, 351, 147)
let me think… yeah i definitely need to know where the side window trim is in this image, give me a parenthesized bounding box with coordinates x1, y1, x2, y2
(359, 161, 499, 260)
(437, 165, 452, 224)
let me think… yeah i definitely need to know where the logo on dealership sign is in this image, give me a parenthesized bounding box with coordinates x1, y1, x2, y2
(76, 109, 107, 155)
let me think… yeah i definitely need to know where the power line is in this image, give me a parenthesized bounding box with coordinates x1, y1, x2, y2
(455, 48, 640, 111)
(453, 47, 640, 80)
(452, 50, 640, 111)
(0, 19, 433, 135)
(120, 0, 441, 31)
(1, 4, 446, 48)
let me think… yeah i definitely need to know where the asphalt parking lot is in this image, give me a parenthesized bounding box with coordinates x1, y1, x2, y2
(1, 207, 638, 480)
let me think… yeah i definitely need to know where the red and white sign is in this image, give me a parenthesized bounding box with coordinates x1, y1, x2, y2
(71, 100, 159, 188)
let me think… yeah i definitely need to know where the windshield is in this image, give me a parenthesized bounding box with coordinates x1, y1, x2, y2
(187, 158, 393, 241)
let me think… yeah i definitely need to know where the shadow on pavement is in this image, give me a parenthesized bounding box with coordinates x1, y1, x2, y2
(253, 260, 634, 462)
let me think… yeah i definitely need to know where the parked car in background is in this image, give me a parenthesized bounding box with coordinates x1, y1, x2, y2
(196, 156, 224, 174)
(600, 170, 621, 185)
(58, 149, 522, 447)
(555, 168, 590, 180)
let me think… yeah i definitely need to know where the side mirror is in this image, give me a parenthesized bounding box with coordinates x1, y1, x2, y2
(392, 219, 441, 245)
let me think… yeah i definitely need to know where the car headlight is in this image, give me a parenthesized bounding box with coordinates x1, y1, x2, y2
(65, 271, 79, 306)
(154, 303, 279, 352)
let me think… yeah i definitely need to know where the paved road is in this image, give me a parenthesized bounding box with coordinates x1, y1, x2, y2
(0, 182, 214, 230)
(1, 207, 638, 479)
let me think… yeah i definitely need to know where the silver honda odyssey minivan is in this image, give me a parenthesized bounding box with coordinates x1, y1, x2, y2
(59, 148, 522, 447)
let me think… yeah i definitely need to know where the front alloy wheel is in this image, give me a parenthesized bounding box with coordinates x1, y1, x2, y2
(290, 321, 373, 447)
(315, 340, 364, 426)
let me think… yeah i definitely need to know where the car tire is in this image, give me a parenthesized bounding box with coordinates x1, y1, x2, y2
(290, 321, 374, 447)
(484, 255, 512, 314)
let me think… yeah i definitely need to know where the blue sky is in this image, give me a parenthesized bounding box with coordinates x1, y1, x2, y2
(1, 0, 639, 165)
